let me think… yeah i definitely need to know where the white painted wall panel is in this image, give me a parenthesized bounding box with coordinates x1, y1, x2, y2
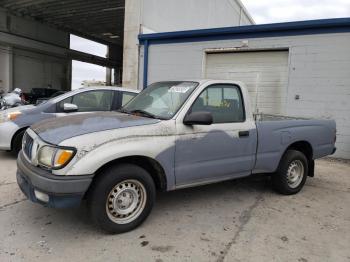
(140, 32, 350, 159)
(142, 0, 254, 33)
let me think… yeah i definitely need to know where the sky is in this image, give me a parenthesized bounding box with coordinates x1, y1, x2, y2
(70, 0, 350, 89)
(70, 35, 107, 89)
(241, 0, 350, 24)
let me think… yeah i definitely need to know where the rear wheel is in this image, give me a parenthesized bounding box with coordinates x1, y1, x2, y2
(88, 164, 156, 233)
(272, 150, 308, 195)
(12, 129, 26, 155)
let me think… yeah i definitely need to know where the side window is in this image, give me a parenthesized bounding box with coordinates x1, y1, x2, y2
(72, 90, 114, 112)
(190, 84, 245, 123)
(121, 92, 137, 106)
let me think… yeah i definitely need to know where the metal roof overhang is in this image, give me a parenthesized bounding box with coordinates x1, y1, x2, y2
(0, 0, 125, 46)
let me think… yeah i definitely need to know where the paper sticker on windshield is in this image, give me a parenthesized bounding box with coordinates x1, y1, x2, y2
(168, 85, 190, 93)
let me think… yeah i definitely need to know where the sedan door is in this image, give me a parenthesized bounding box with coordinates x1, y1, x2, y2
(175, 84, 257, 187)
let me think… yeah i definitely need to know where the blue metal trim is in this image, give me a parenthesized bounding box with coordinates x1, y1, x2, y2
(143, 40, 149, 89)
(138, 18, 350, 45)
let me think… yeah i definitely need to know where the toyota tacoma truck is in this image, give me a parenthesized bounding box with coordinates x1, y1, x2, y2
(16, 80, 336, 233)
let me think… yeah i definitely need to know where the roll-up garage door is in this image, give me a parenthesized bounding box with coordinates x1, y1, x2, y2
(205, 50, 289, 115)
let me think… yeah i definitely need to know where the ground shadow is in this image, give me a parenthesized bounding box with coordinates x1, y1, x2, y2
(0, 151, 17, 160)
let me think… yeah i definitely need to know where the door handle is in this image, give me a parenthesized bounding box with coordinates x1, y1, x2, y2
(238, 130, 250, 137)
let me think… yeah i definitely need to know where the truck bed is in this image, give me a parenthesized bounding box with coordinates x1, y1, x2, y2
(254, 113, 311, 121)
(252, 115, 336, 174)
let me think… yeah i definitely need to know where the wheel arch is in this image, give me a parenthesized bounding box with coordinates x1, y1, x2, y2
(90, 155, 168, 192)
(283, 141, 315, 177)
(11, 126, 28, 151)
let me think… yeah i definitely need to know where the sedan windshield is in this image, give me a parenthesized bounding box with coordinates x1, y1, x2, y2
(123, 81, 198, 119)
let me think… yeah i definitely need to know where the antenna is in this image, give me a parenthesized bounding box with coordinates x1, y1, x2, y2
(254, 72, 260, 115)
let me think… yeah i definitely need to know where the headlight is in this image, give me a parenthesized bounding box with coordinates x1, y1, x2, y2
(8, 111, 22, 121)
(0, 111, 22, 123)
(38, 145, 76, 169)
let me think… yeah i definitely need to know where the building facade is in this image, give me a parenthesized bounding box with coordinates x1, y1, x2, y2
(122, 0, 254, 88)
(0, 0, 253, 93)
(138, 19, 350, 159)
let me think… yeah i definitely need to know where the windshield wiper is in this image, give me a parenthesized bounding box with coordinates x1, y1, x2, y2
(129, 109, 159, 119)
(116, 108, 131, 114)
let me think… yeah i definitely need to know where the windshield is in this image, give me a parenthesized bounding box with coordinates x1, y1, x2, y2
(123, 81, 198, 119)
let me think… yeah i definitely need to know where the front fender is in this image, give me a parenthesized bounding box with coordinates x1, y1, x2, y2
(54, 122, 176, 190)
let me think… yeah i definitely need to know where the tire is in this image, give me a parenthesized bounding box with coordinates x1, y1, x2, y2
(272, 150, 308, 195)
(87, 164, 156, 233)
(12, 129, 26, 155)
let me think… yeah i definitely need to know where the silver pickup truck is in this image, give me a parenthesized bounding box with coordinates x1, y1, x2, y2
(16, 80, 336, 233)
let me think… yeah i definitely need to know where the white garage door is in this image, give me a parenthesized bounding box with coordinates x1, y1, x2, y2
(205, 51, 289, 115)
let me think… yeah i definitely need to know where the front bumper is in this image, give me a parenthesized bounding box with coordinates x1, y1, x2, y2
(16, 151, 93, 208)
(0, 121, 19, 150)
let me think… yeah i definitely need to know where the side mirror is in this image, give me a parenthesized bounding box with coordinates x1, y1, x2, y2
(63, 103, 78, 113)
(183, 111, 213, 125)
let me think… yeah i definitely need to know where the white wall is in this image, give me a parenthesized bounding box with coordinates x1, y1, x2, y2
(122, 0, 254, 88)
(141, 0, 253, 33)
(138, 32, 350, 159)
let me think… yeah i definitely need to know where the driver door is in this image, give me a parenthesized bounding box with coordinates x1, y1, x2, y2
(174, 84, 257, 187)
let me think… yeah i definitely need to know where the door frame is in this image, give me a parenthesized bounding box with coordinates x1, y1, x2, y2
(174, 80, 257, 188)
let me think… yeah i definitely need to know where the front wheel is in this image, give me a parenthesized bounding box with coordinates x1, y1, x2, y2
(88, 164, 156, 233)
(272, 150, 309, 195)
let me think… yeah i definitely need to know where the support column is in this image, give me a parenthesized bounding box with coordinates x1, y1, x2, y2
(106, 68, 112, 86)
(122, 0, 142, 89)
(105, 47, 112, 86)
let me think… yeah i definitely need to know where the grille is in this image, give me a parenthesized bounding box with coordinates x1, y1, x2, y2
(23, 132, 34, 160)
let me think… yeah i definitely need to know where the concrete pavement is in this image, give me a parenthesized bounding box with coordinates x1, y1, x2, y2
(0, 152, 349, 262)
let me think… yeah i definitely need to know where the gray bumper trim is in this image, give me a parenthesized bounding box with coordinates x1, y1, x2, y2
(17, 151, 93, 195)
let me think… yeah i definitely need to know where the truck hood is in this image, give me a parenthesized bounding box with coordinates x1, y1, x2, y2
(31, 112, 160, 144)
